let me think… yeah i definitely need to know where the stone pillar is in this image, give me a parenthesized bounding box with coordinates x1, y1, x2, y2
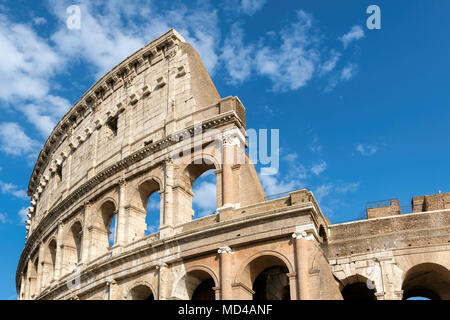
(116, 179, 127, 246)
(81, 202, 91, 264)
(287, 273, 298, 300)
(292, 225, 318, 300)
(222, 137, 234, 207)
(157, 263, 169, 300)
(160, 159, 174, 238)
(36, 244, 45, 296)
(54, 221, 64, 280)
(218, 246, 233, 300)
(25, 260, 33, 300)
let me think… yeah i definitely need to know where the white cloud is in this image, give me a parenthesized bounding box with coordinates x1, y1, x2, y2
(356, 143, 378, 156)
(240, 0, 267, 15)
(0, 14, 62, 102)
(193, 172, 217, 217)
(340, 63, 358, 81)
(311, 160, 327, 176)
(0, 180, 28, 200)
(221, 24, 255, 84)
(335, 182, 360, 194)
(49, 0, 220, 76)
(320, 51, 341, 75)
(339, 25, 365, 48)
(0, 123, 40, 157)
(0, 213, 7, 223)
(18, 207, 28, 224)
(309, 137, 322, 152)
(314, 183, 333, 202)
(33, 17, 47, 25)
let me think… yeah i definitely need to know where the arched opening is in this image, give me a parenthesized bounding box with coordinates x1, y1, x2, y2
(129, 284, 155, 300)
(46, 239, 57, 285)
(62, 221, 83, 275)
(240, 254, 292, 300)
(91, 200, 117, 259)
(192, 169, 217, 219)
(340, 275, 376, 300)
(402, 263, 450, 300)
(71, 222, 83, 263)
(29, 257, 39, 298)
(172, 269, 217, 300)
(137, 179, 161, 237)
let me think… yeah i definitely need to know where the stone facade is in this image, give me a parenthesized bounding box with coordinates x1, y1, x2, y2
(16, 29, 450, 300)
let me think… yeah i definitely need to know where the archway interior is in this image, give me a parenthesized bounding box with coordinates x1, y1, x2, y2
(253, 266, 290, 300)
(138, 179, 161, 237)
(402, 263, 450, 300)
(241, 255, 291, 300)
(100, 201, 116, 248)
(341, 282, 376, 300)
(48, 239, 57, 278)
(192, 278, 215, 300)
(130, 285, 155, 300)
(70, 222, 83, 263)
(191, 168, 217, 219)
(145, 192, 160, 235)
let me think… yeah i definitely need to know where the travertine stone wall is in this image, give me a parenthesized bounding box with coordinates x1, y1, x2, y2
(16, 29, 449, 301)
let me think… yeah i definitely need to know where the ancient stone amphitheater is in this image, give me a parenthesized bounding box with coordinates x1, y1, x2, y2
(16, 30, 449, 300)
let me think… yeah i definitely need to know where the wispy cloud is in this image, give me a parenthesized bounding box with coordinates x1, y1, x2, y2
(0, 180, 28, 200)
(339, 25, 365, 49)
(356, 143, 378, 156)
(0, 213, 7, 224)
(311, 160, 327, 176)
(193, 171, 217, 217)
(0, 123, 40, 157)
(239, 0, 267, 15)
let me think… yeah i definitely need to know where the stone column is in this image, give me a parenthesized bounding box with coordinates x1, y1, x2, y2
(116, 179, 127, 246)
(218, 246, 233, 300)
(292, 226, 318, 300)
(81, 202, 91, 264)
(36, 244, 45, 296)
(25, 259, 33, 300)
(222, 136, 234, 207)
(160, 159, 174, 238)
(54, 221, 64, 280)
(157, 263, 169, 300)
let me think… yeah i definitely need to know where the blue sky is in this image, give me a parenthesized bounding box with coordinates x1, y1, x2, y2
(0, 0, 449, 299)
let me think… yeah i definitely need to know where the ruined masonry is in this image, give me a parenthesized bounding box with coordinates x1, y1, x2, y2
(16, 29, 450, 300)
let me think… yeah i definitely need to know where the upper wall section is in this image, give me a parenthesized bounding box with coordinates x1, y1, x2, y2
(26, 29, 224, 218)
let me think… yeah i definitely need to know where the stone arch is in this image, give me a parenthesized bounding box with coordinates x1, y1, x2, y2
(29, 256, 39, 298)
(128, 177, 163, 240)
(340, 274, 377, 300)
(62, 219, 83, 275)
(236, 250, 294, 300)
(175, 154, 221, 223)
(171, 266, 218, 300)
(402, 263, 450, 300)
(43, 238, 58, 287)
(128, 281, 156, 300)
(91, 199, 117, 259)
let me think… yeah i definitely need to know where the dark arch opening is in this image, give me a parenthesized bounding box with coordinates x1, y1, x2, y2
(192, 278, 215, 300)
(341, 282, 376, 300)
(253, 266, 290, 300)
(402, 263, 450, 300)
(130, 285, 155, 300)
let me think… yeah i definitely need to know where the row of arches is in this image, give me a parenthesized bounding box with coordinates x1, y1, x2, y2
(22, 162, 220, 299)
(340, 263, 450, 300)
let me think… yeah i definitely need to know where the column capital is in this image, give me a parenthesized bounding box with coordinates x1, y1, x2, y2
(156, 262, 168, 270)
(218, 246, 233, 254)
(292, 224, 319, 241)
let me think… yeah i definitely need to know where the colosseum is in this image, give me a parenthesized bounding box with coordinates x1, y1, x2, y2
(16, 29, 450, 300)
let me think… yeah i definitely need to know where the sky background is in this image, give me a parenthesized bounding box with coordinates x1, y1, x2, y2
(0, 0, 449, 299)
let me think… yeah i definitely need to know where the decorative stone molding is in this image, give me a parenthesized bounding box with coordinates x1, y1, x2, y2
(292, 224, 319, 241)
(217, 246, 233, 254)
